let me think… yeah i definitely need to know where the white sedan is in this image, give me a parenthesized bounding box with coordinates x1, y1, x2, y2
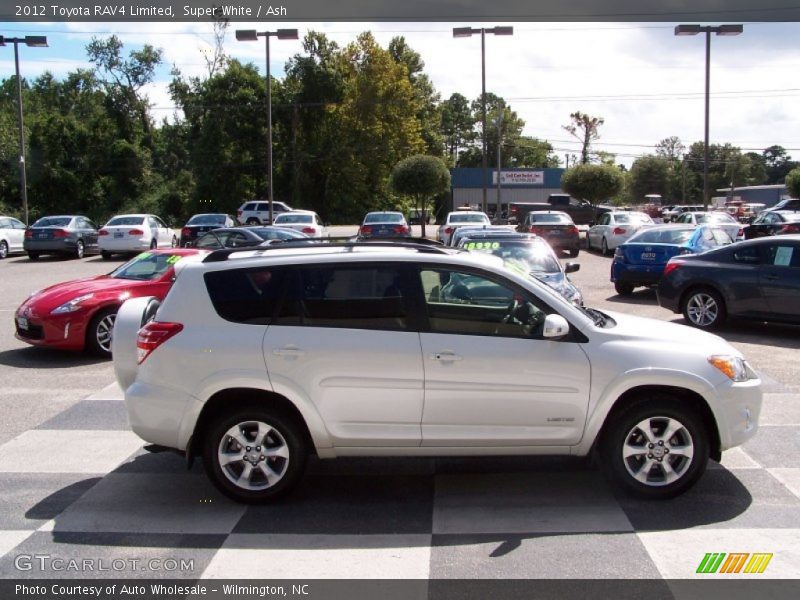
(272, 210, 328, 237)
(437, 211, 491, 245)
(0, 215, 26, 259)
(587, 211, 654, 255)
(98, 214, 177, 259)
(674, 211, 745, 242)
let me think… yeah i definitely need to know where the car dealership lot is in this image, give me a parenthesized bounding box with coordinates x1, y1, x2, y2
(0, 241, 799, 582)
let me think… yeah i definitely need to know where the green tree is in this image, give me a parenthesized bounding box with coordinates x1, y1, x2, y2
(440, 93, 473, 164)
(561, 163, 624, 206)
(563, 111, 604, 164)
(762, 145, 798, 184)
(655, 136, 685, 161)
(390, 154, 450, 238)
(86, 35, 163, 148)
(786, 167, 800, 198)
(628, 156, 671, 203)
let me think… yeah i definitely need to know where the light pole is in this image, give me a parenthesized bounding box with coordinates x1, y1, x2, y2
(236, 28, 298, 225)
(495, 103, 503, 218)
(674, 24, 742, 209)
(0, 35, 48, 226)
(453, 26, 513, 215)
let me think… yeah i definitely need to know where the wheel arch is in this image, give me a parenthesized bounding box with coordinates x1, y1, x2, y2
(594, 384, 721, 462)
(678, 281, 728, 315)
(189, 387, 318, 462)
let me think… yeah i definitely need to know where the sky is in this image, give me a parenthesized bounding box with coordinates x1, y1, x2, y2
(2, 20, 799, 168)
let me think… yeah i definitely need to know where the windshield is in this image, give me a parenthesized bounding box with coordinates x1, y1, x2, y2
(364, 212, 404, 224)
(275, 214, 313, 224)
(450, 214, 489, 224)
(109, 252, 183, 281)
(107, 216, 144, 226)
(464, 240, 561, 274)
(187, 214, 227, 225)
(250, 227, 308, 240)
(32, 217, 72, 227)
(615, 213, 652, 224)
(697, 213, 734, 224)
(529, 213, 571, 224)
(630, 228, 694, 244)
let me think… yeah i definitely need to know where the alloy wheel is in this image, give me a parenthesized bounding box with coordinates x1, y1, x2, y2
(621, 416, 694, 487)
(217, 420, 290, 491)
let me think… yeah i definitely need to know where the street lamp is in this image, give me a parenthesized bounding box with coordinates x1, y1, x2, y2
(0, 35, 48, 226)
(674, 24, 742, 209)
(453, 26, 513, 215)
(236, 28, 298, 225)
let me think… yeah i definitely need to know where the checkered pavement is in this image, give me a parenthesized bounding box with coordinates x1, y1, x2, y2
(0, 377, 799, 582)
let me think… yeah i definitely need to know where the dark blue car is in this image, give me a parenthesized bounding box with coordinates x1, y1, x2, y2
(610, 224, 732, 296)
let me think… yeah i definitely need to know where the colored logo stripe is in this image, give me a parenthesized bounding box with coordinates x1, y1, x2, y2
(696, 552, 773, 574)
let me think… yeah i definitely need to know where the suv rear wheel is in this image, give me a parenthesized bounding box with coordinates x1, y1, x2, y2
(203, 406, 307, 503)
(601, 396, 709, 499)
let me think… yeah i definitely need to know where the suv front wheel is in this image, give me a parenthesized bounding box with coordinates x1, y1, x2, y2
(203, 406, 307, 503)
(601, 396, 709, 499)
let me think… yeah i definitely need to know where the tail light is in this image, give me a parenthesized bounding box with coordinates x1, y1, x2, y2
(128, 229, 144, 236)
(181, 227, 191, 238)
(136, 321, 183, 364)
(663, 260, 684, 277)
(393, 225, 409, 235)
(360, 225, 373, 236)
(98, 229, 109, 236)
(567, 225, 579, 235)
(237, 210, 242, 218)
(736, 228, 744, 238)
(53, 229, 69, 238)
(444, 227, 454, 235)
(613, 247, 626, 262)
(529, 226, 543, 234)
(612, 227, 626, 235)
(301, 227, 316, 234)
(782, 224, 800, 234)
(24, 229, 33, 238)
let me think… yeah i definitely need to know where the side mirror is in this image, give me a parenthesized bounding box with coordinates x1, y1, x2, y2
(542, 314, 570, 339)
(564, 262, 580, 274)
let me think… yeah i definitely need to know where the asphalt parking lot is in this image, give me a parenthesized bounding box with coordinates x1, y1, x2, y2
(0, 234, 798, 588)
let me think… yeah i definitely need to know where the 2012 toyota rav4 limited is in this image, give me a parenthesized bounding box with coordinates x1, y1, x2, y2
(112, 241, 762, 503)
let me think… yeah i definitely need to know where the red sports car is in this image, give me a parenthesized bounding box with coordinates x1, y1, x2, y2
(14, 248, 207, 358)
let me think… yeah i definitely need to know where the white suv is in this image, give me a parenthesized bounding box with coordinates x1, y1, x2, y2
(113, 241, 762, 503)
(236, 201, 293, 225)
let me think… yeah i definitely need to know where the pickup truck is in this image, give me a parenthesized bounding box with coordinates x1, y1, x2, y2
(509, 195, 596, 225)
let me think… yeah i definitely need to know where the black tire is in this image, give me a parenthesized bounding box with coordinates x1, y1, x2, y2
(149, 239, 157, 250)
(0, 240, 8, 259)
(202, 405, 307, 503)
(601, 237, 610, 256)
(28, 252, 39, 261)
(569, 248, 580, 258)
(614, 281, 634, 296)
(600, 395, 709, 499)
(246, 218, 260, 225)
(101, 251, 112, 260)
(75, 240, 85, 259)
(86, 306, 118, 358)
(682, 287, 726, 330)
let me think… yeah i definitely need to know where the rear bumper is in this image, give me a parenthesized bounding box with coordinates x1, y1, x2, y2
(99, 238, 150, 252)
(611, 262, 666, 285)
(23, 239, 79, 253)
(125, 381, 198, 450)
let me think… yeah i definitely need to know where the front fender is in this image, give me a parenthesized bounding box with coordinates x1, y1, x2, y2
(573, 367, 720, 456)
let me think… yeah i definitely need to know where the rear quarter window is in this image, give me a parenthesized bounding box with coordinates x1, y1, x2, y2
(204, 267, 287, 325)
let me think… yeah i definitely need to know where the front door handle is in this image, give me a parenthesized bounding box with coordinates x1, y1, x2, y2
(429, 352, 463, 362)
(273, 347, 306, 357)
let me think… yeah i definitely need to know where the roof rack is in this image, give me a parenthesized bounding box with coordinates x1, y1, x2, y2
(203, 237, 454, 263)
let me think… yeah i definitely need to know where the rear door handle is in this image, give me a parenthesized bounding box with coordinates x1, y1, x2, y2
(273, 347, 306, 357)
(429, 352, 463, 362)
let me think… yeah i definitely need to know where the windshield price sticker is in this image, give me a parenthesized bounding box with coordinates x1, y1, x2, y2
(464, 241, 500, 251)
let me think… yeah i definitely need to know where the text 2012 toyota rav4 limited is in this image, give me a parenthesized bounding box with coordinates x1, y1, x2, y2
(112, 242, 762, 503)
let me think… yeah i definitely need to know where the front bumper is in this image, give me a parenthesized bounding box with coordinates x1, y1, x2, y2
(713, 376, 762, 451)
(14, 309, 87, 351)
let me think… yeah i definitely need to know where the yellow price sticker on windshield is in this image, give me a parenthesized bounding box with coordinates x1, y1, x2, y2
(464, 241, 500, 251)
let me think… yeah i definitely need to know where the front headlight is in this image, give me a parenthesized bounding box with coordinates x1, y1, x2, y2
(708, 355, 755, 382)
(51, 293, 94, 315)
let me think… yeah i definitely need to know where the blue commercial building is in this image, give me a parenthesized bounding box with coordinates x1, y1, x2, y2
(450, 167, 566, 214)
(713, 184, 789, 209)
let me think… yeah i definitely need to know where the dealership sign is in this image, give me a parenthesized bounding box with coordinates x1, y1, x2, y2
(493, 171, 544, 185)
